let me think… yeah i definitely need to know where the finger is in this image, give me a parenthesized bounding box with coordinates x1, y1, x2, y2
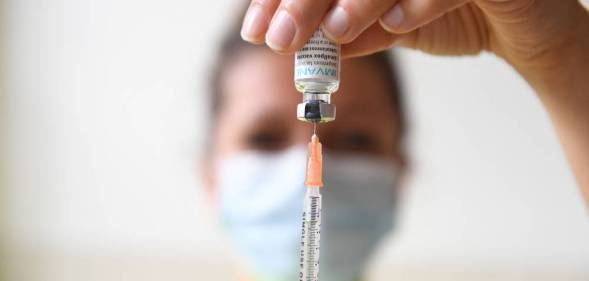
(394, 5, 490, 55)
(265, 0, 335, 53)
(379, 0, 472, 34)
(241, 0, 281, 44)
(341, 23, 400, 59)
(322, 0, 401, 44)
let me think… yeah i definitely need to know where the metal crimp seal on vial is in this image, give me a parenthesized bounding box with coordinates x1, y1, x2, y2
(297, 100, 336, 123)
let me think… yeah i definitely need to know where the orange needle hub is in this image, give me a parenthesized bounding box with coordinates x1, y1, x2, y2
(305, 134, 323, 187)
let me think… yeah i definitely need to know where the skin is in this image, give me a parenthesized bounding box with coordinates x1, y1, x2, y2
(204, 48, 404, 195)
(240, 0, 589, 206)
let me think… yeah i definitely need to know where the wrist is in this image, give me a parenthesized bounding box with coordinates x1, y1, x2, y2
(514, 4, 589, 96)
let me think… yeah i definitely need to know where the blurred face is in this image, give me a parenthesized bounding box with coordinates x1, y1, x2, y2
(211, 48, 402, 165)
(206, 48, 404, 281)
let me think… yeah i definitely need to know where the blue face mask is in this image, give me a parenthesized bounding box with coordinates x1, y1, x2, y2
(217, 146, 398, 281)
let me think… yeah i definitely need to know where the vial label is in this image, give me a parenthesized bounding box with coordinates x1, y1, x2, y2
(295, 30, 340, 82)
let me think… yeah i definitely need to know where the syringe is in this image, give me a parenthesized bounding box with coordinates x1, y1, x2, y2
(299, 134, 323, 281)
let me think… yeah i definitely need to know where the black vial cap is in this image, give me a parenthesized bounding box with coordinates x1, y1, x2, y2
(304, 100, 322, 122)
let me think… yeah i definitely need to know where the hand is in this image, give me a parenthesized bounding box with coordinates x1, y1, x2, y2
(240, 0, 587, 71)
(240, 0, 589, 207)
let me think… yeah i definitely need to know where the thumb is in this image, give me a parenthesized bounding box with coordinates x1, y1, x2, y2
(379, 0, 472, 33)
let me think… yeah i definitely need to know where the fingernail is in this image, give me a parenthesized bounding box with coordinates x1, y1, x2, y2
(241, 5, 266, 41)
(266, 10, 296, 50)
(323, 6, 349, 39)
(381, 5, 404, 30)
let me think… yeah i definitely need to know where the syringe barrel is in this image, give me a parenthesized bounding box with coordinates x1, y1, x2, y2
(299, 186, 322, 281)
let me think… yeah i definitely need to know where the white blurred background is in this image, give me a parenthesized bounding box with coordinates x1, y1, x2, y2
(2, 0, 589, 280)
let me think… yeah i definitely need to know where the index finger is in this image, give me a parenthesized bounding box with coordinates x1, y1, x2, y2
(264, 0, 335, 53)
(241, 0, 281, 44)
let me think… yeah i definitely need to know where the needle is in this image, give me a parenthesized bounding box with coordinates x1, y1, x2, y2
(313, 122, 317, 135)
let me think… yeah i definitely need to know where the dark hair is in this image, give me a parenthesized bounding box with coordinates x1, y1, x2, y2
(208, 9, 407, 141)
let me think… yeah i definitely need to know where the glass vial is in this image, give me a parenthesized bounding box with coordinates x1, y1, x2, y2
(294, 29, 340, 123)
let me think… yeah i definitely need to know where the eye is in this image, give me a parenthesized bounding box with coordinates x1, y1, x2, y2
(245, 130, 287, 151)
(343, 132, 375, 148)
(334, 131, 381, 154)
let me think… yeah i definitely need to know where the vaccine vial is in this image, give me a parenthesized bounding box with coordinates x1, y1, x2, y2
(294, 29, 340, 123)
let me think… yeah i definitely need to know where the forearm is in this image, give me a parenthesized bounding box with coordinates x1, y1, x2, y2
(518, 6, 589, 206)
